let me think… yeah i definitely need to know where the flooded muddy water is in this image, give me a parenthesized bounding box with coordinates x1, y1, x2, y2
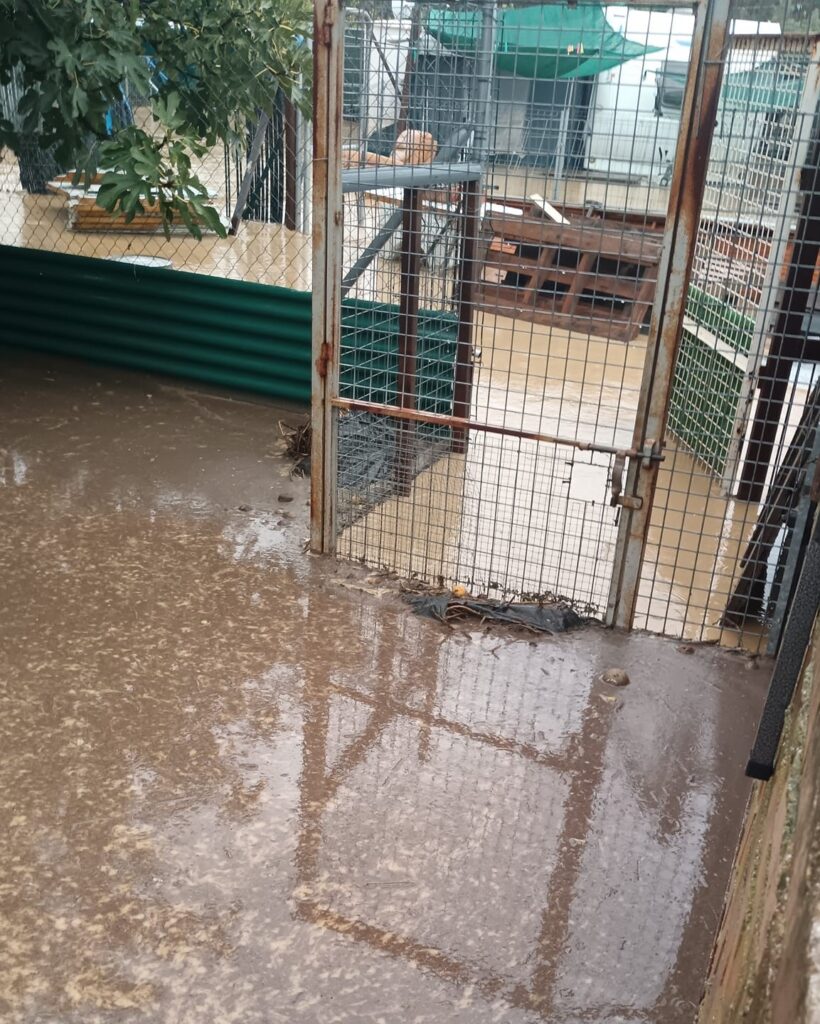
(0, 354, 767, 1023)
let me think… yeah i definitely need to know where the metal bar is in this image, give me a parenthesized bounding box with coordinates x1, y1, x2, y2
(340, 209, 404, 298)
(394, 188, 423, 495)
(283, 95, 298, 231)
(472, 0, 498, 165)
(229, 111, 271, 235)
(367, 17, 400, 95)
(340, 157, 480, 299)
(606, 0, 732, 630)
(452, 179, 481, 453)
(746, 507, 820, 780)
(396, 3, 422, 137)
(330, 398, 665, 461)
(342, 163, 482, 192)
(310, 0, 344, 554)
(766, 425, 820, 654)
(551, 79, 576, 202)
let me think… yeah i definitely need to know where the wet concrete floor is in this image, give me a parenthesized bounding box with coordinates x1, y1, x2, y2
(0, 353, 769, 1023)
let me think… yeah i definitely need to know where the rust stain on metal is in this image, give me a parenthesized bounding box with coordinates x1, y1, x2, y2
(607, 0, 731, 629)
(316, 341, 331, 379)
(331, 397, 664, 461)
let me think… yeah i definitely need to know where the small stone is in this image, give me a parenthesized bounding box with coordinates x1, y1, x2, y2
(278, 494, 294, 503)
(237, 504, 252, 512)
(600, 667, 630, 687)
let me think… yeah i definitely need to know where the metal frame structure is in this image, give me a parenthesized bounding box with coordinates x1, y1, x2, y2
(606, 0, 731, 628)
(721, 36, 820, 499)
(310, 0, 820, 645)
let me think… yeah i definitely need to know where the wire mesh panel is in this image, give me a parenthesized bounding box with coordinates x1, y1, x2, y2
(636, 25, 820, 647)
(315, 0, 820, 647)
(326, 0, 705, 618)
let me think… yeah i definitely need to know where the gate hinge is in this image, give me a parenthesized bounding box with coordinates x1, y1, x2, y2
(316, 341, 332, 379)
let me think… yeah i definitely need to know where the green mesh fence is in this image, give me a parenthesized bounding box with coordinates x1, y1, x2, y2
(668, 325, 745, 474)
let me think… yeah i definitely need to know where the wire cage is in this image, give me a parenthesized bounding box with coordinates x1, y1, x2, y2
(315, 0, 820, 648)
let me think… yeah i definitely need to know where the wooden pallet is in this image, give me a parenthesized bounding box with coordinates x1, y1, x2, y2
(478, 206, 663, 343)
(47, 174, 221, 234)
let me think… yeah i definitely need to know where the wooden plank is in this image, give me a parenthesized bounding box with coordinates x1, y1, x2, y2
(487, 215, 663, 263)
(475, 290, 642, 343)
(476, 282, 651, 343)
(559, 251, 596, 317)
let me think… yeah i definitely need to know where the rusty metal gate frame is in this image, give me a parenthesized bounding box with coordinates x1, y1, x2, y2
(311, 0, 732, 632)
(606, 0, 732, 628)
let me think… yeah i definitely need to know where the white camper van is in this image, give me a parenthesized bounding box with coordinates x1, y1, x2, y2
(586, 7, 780, 184)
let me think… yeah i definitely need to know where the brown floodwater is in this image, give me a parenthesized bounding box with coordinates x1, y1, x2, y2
(0, 353, 768, 1023)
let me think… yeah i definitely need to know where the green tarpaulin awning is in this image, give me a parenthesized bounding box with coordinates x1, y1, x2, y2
(426, 4, 660, 81)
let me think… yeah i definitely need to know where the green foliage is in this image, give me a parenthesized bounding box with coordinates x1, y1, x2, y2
(0, 0, 312, 236)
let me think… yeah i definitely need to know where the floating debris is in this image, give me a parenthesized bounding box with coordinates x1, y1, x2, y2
(404, 593, 584, 634)
(279, 419, 311, 476)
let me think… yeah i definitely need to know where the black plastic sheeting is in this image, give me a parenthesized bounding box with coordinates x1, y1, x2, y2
(404, 593, 584, 633)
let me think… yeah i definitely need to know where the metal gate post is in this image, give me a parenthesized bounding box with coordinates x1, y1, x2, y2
(606, 0, 731, 630)
(311, 0, 344, 553)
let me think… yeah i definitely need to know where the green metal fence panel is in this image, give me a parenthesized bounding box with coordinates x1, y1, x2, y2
(340, 299, 458, 417)
(668, 325, 744, 474)
(667, 284, 754, 475)
(0, 245, 314, 402)
(686, 285, 755, 355)
(0, 247, 461, 415)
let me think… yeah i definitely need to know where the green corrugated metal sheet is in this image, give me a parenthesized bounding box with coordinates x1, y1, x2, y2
(0, 245, 314, 402)
(0, 247, 462, 416)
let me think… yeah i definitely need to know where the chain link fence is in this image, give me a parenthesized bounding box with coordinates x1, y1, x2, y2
(0, 65, 312, 290)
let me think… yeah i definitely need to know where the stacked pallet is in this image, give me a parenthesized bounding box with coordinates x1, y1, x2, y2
(478, 198, 664, 343)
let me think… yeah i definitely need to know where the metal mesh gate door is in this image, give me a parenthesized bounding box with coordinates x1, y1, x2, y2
(312, 0, 731, 624)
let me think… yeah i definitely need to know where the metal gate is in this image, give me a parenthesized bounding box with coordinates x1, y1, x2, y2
(310, 0, 735, 629)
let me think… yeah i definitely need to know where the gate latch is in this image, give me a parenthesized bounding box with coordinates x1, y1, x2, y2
(610, 451, 643, 510)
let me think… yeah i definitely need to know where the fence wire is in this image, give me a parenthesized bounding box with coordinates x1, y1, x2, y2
(328, 0, 820, 648)
(639, 28, 820, 647)
(3, 0, 818, 651)
(0, 67, 312, 290)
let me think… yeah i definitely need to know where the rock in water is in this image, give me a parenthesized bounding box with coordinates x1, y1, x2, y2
(600, 667, 630, 687)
